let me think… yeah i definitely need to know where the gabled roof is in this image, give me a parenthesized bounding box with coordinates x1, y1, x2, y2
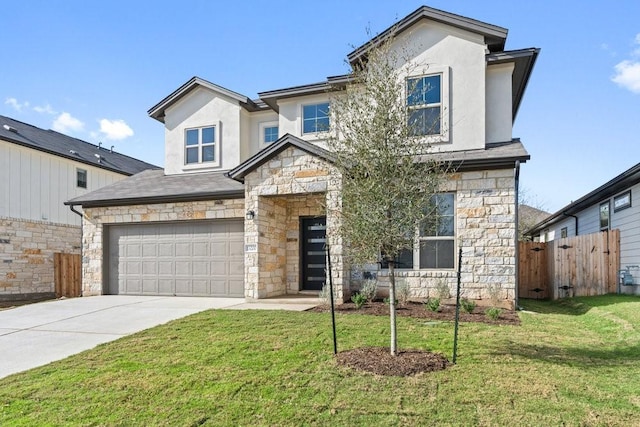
(227, 134, 335, 182)
(525, 162, 640, 236)
(347, 5, 508, 65)
(148, 76, 268, 123)
(487, 48, 540, 120)
(0, 115, 158, 176)
(65, 169, 244, 207)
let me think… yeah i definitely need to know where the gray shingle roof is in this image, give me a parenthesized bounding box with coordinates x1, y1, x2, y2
(66, 169, 245, 207)
(0, 115, 159, 176)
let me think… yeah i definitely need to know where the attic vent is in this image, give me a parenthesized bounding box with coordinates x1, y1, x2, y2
(2, 124, 18, 133)
(94, 153, 102, 163)
(69, 150, 78, 155)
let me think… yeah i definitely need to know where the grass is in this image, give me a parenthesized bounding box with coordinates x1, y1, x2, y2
(1, 295, 639, 426)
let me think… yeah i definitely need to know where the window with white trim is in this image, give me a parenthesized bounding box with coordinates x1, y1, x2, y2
(185, 126, 216, 165)
(381, 193, 456, 270)
(302, 102, 330, 134)
(407, 74, 442, 136)
(260, 121, 279, 144)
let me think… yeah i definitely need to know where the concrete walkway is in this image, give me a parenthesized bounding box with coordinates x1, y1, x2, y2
(0, 295, 318, 379)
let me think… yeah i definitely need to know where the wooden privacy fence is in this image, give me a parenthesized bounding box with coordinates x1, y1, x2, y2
(54, 253, 81, 298)
(519, 229, 620, 300)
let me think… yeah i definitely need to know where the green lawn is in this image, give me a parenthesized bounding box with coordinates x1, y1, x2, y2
(1, 295, 639, 426)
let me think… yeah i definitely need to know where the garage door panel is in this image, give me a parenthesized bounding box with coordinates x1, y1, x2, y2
(108, 220, 244, 297)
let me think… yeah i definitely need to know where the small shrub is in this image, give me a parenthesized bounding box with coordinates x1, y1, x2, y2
(318, 285, 332, 307)
(351, 292, 367, 309)
(383, 297, 398, 306)
(485, 307, 502, 320)
(460, 298, 476, 314)
(425, 298, 440, 312)
(396, 281, 410, 306)
(359, 279, 378, 303)
(486, 284, 501, 306)
(435, 280, 451, 300)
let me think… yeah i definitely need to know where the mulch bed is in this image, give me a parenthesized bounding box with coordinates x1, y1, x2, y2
(311, 300, 520, 376)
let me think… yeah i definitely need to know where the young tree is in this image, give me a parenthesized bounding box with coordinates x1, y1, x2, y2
(327, 35, 446, 355)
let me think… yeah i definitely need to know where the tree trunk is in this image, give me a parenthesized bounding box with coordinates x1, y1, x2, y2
(389, 261, 397, 356)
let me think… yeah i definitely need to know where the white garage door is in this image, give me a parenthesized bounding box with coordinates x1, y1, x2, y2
(107, 220, 244, 297)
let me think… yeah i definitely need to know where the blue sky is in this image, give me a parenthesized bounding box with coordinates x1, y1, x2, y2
(2, 1, 639, 213)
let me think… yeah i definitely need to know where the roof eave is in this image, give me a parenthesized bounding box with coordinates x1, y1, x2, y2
(65, 190, 245, 208)
(148, 76, 257, 123)
(347, 5, 508, 65)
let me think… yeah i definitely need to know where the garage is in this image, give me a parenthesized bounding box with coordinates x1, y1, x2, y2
(106, 220, 244, 297)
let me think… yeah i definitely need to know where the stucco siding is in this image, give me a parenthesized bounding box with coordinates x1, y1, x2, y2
(486, 63, 514, 143)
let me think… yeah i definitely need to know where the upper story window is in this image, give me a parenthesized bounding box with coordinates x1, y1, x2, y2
(599, 202, 610, 231)
(260, 121, 279, 144)
(561, 227, 568, 238)
(407, 74, 442, 136)
(185, 126, 216, 165)
(264, 126, 279, 143)
(302, 102, 330, 134)
(76, 168, 87, 188)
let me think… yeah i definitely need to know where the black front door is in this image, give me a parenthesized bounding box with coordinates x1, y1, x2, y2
(301, 217, 327, 291)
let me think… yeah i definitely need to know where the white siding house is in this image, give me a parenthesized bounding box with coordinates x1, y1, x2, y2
(526, 163, 640, 294)
(0, 116, 157, 300)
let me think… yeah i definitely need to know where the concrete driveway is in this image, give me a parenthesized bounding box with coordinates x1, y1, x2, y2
(0, 295, 317, 379)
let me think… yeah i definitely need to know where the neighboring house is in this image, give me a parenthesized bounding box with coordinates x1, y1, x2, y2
(67, 5, 539, 307)
(518, 204, 549, 241)
(526, 162, 640, 292)
(0, 115, 158, 301)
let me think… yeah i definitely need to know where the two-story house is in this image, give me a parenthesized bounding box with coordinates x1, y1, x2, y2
(0, 115, 158, 301)
(67, 6, 539, 307)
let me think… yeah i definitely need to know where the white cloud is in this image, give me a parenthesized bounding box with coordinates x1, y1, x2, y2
(5, 97, 29, 112)
(52, 112, 85, 133)
(612, 60, 640, 93)
(98, 119, 134, 140)
(33, 104, 56, 115)
(612, 33, 640, 94)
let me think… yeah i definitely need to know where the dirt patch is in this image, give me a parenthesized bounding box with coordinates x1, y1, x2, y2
(336, 346, 450, 376)
(312, 300, 520, 376)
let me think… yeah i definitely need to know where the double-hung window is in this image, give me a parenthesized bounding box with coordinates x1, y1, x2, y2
(302, 102, 330, 134)
(419, 193, 455, 268)
(381, 193, 456, 270)
(185, 126, 216, 165)
(407, 74, 442, 136)
(599, 201, 610, 231)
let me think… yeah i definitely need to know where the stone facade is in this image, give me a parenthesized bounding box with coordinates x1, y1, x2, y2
(0, 217, 81, 300)
(81, 199, 244, 295)
(243, 146, 346, 300)
(353, 168, 517, 308)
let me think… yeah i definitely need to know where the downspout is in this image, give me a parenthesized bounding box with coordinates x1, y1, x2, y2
(514, 161, 521, 310)
(562, 212, 579, 236)
(69, 204, 84, 296)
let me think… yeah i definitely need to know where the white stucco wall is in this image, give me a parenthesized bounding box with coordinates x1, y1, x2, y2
(248, 110, 279, 157)
(392, 20, 490, 152)
(0, 140, 126, 226)
(163, 87, 242, 174)
(277, 93, 331, 147)
(486, 63, 514, 143)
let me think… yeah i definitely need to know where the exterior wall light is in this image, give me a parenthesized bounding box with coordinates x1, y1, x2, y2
(246, 210, 255, 220)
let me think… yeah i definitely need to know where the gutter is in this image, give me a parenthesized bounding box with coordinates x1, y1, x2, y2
(514, 161, 521, 309)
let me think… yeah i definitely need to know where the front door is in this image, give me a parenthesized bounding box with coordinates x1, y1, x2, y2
(301, 217, 327, 291)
